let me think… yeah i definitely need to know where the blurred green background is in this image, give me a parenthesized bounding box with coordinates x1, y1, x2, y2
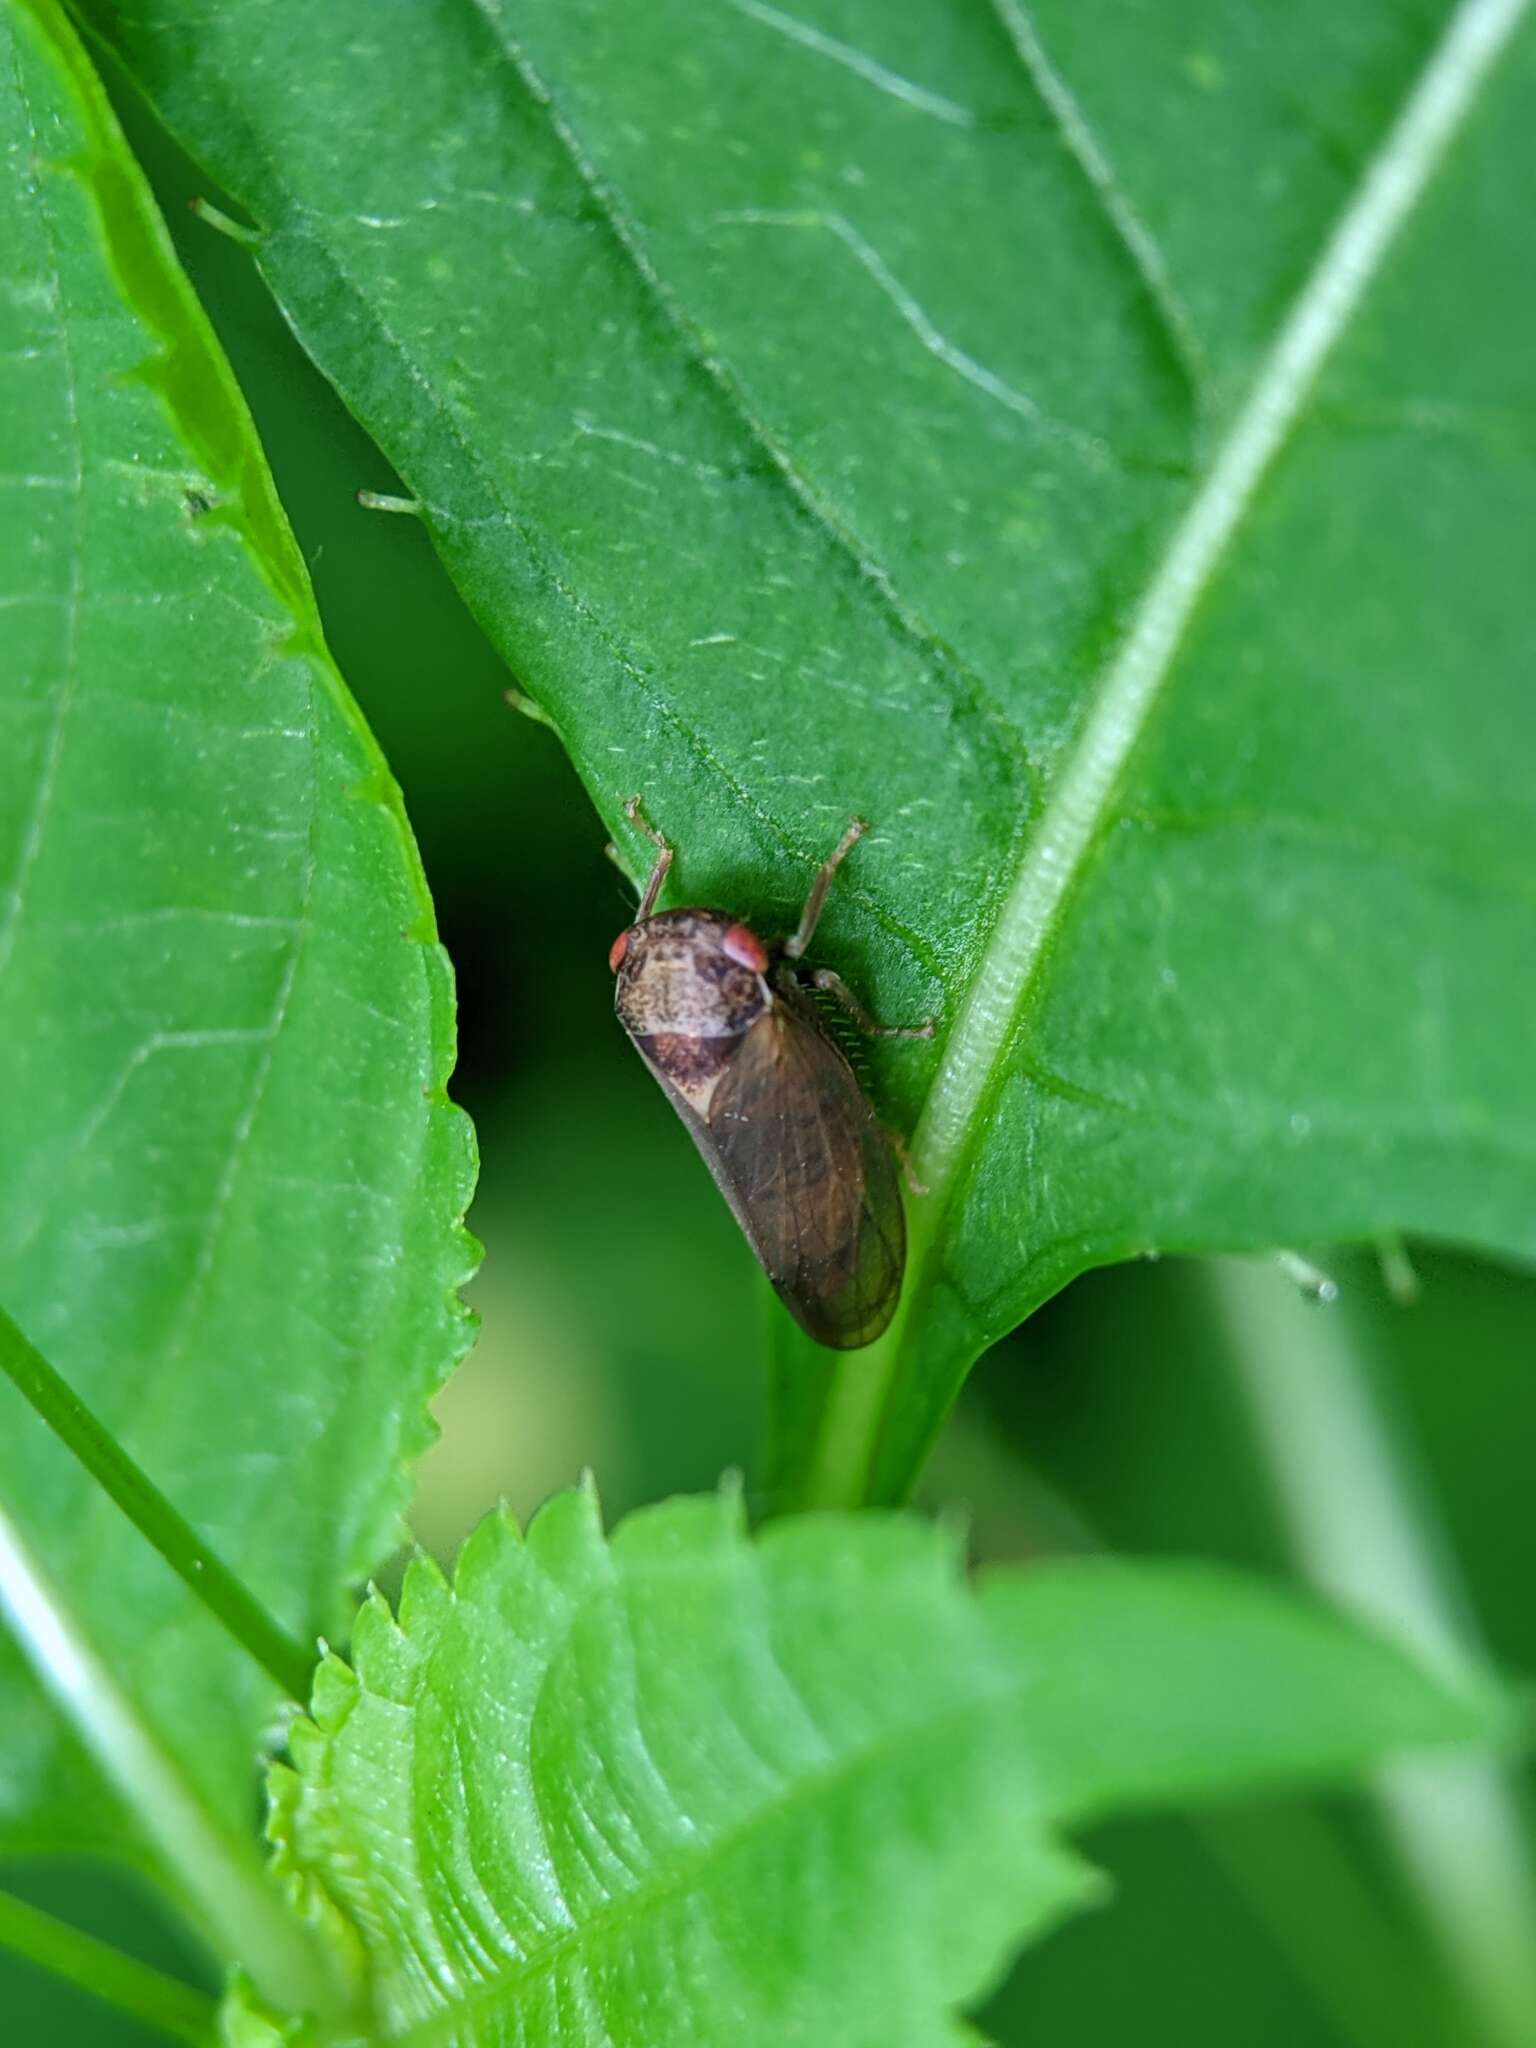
(5, 66, 1535, 2048)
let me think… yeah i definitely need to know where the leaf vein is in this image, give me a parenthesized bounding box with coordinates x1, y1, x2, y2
(913, 0, 1532, 1208)
(985, 0, 1211, 430)
(277, 203, 946, 978)
(388, 1682, 1018, 2048)
(727, 0, 978, 127)
(807, 0, 1534, 1507)
(0, 49, 86, 990)
(714, 206, 1113, 464)
(462, 0, 1041, 804)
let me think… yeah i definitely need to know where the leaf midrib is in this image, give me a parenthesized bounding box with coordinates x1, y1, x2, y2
(913, 0, 1531, 1206)
(105, 0, 1530, 1517)
(800, 0, 1533, 1506)
(459, 0, 1528, 1250)
(384, 1671, 1036, 2047)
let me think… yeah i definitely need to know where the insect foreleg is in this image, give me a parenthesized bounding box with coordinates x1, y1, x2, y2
(623, 794, 674, 919)
(784, 816, 868, 960)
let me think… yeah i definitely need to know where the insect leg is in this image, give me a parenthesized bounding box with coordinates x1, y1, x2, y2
(503, 686, 558, 729)
(807, 967, 935, 1040)
(623, 795, 674, 919)
(883, 1122, 929, 1198)
(784, 816, 868, 960)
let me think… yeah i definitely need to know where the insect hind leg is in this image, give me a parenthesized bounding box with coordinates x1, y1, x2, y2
(883, 1121, 929, 1198)
(807, 967, 935, 1041)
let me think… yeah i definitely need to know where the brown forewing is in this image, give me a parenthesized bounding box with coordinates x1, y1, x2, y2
(698, 999, 905, 1349)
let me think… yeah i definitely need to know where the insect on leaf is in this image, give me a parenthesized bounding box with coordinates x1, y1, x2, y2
(708, 996, 904, 1347)
(83, 0, 1536, 1500)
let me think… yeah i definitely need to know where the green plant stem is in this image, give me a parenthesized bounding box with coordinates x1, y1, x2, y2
(0, 1885, 216, 2046)
(1209, 1256, 1536, 2048)
(0, 1304, 313, 1701)
(796, 1287, 911, 1511)
(919, 1391, 1476, 2047)
(1192, 1805, 1464, 2048)
(0, 1496, 340, 2023)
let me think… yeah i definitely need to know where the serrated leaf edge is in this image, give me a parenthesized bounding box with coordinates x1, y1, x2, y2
(14, 0, 481, 1570)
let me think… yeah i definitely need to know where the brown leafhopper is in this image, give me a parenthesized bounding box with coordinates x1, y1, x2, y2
(608, 801, 932, 1350)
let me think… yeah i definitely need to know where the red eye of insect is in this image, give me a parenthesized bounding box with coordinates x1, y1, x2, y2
(722, 922, 769, 973)
(608, 929, 631, 973)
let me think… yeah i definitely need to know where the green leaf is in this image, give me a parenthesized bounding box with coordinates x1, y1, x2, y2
(84, 0, 1536, 1500)
(0, 0, 475, 1855)
(228, 1488, 1505, 2046)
